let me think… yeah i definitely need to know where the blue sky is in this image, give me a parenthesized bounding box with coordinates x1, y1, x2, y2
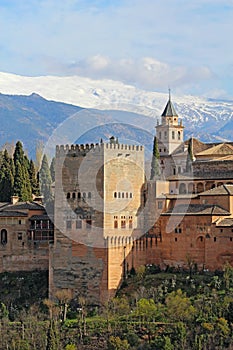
(0, 0, 233, 99)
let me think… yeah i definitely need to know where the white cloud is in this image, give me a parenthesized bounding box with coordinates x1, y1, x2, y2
(0, 0, 232, 97)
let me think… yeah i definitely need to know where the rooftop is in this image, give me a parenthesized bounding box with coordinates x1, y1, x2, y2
(163, 204, 230, 216)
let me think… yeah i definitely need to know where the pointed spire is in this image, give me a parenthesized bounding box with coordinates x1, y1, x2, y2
(161, 88, 178, 117)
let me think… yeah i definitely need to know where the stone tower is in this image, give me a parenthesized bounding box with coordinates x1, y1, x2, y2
(156, 92, 184, 156)
(156, 93, 184, 177)
(49, 138, 145, 304)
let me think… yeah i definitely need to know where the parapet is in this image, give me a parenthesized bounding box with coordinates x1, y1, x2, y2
(56, 141, 144, 157)
(104, 143, 144, 151)
(56, 143, 102, 157)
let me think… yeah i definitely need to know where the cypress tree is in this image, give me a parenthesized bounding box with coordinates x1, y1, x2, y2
(186, 138, 194, 173)
(50, 157, 56, 183)
(150, 136, 160, 180)
(0, 149, 14, 202)
(29, 159, 40, 196)
(13, 141, 32, 201)
(39, 154, 53, 205)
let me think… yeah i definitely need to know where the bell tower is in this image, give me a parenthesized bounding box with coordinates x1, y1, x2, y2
(156, 91, 184, 156)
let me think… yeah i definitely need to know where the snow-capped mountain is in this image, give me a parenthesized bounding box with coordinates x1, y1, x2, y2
(0, 71, 233, 144)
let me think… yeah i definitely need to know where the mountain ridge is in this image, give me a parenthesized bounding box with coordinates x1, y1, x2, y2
(0, 72, 233, 157)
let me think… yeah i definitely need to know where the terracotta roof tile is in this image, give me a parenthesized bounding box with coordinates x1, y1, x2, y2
(164, 204, 230, 216)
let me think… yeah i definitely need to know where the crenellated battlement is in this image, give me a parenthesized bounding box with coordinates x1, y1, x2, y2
(56, 142, 102, 157)
(104, 143, 143, 151)
(56, 141, 144, 157)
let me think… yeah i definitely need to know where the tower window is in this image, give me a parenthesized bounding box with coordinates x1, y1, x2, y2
(164, 131, 167, 139)
(121, 220, 126, 229)
(66, 220, 72, 229)
(178, 131, 181, 140)
(76, 220, 82, 229)
(129, 220, 133, 229)
(1, 229, 7, 245)
(172, 131, 175, 139)
(18, 232, 23, 240)
(86, 220, 92, 229)
(114, 192, 117, 198)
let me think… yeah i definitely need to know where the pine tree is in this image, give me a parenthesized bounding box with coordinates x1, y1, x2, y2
(13, 141, 32, 201)
(29, 159, 40, 196)
(0, 149, 14, 202)
(39, 154, 53, 205)
(150, 136, 160, 180)
(50, 157, 56, 183)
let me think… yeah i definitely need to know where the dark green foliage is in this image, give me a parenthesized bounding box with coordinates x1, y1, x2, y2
(39, 154, 53, 206)
(50, 157, 56, 183)
(29, 159, 40, 196)
(150, 136, 160, 180)
(186, 138, 194, 173)
(13, 141, 32, 201)
(46, 321, 60, 350)
(0, 149, 14, 201)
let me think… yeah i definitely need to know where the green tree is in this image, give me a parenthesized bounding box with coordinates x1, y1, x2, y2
(0, 149, 14, 201)
(150, 136, 160, 180)
(39, 154, 53, 205)
(0, 302, 9, 320)
(108, 336, 130, 350)
(13, 141, 32, 201)
(50, 157, 56, 183)
(29, 159, 40, 196)
(186, 138, 194, 173)
(165, 289, 195, 322)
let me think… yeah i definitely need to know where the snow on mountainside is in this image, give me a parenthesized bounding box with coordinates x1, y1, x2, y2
(0, 71, 233, 143)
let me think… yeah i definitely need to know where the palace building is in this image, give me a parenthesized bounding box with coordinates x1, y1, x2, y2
(1, 95, 233, 304)
(49, 95, 233, 304)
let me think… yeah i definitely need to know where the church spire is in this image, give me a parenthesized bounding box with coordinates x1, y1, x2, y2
(161, 89, 178, 117)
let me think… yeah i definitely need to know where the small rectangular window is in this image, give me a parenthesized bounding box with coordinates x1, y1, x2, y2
(76, 220, 82, 229)
(114, 220, 118, 229)
(121, 220, 126, 229)
(86, 220, 92, 229)
(129, 220, 133, 229)
(158, 201, 163, 209)
(18, 232, 23, 240)
(66, 220, 72, 229)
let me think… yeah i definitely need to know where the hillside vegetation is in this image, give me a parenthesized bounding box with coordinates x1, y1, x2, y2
(0, 265, 233, 349)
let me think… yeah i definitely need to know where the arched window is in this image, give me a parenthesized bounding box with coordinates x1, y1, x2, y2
(178, 131, 181, 140)
(172, 131, 175, 139)
(72, 192, 76, 199)
(1, 229, 7, 245)
(67, 192, 71, 199)
(88, 192, 91, 199)
(197, 182, 204, 193)
(179, 183, 187, 194)
(114, 192, 117, 198)
(78, 192, 81, 199)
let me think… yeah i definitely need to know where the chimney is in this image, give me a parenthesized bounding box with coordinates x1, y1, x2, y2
(11, 196, 19, 205)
